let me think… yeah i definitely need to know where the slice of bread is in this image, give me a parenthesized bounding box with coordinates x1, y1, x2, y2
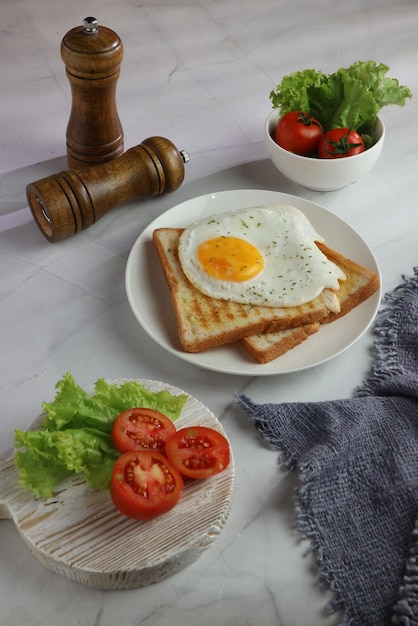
(152, 228, 344, 354)
(240, 322, 321, 364)
(240, 242, 380, 363)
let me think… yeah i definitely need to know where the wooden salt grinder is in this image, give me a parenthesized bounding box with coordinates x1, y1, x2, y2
(26, 136, 189, 243)
(61, 17, 124, 168)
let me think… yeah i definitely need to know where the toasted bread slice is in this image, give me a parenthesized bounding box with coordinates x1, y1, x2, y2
(152, 228, 342, 353)
(240, 322, 321, 364)
(240, 243, 380, 363)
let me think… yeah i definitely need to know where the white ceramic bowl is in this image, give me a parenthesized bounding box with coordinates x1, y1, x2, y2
(265, 109, 385, 191)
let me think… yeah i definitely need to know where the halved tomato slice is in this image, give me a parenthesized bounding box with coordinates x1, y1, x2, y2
(110, 450, 184, 520)
(165, 426, 230, 480)
(111, 407, 176, 453)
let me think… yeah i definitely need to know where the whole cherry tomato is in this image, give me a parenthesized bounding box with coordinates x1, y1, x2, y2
(273, 111, 323, 156)
(111, 407, 176, 453)
(165, 426, 230, 480)
(317, 128, 365, 158)
(110, 449, 184, 520)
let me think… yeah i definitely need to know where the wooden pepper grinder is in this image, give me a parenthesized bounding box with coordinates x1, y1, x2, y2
(26, 136, 189, 242)
(61, 17, 124, 168)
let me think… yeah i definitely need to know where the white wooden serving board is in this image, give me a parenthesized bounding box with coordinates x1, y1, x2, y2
(0, 379, 235, 590)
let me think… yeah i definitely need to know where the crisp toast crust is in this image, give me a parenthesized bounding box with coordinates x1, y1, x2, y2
(316, 242, 380, 322)
(240, 323, 321, 364)
(152, 228, 344, 354)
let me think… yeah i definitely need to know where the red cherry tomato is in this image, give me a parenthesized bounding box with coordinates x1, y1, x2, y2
(111, 408, 176, 453)
(110, 450, 184, 520)
(317, 128, 365, 158)
(273, 111, 323, 156)
(165, 426, 230, 480)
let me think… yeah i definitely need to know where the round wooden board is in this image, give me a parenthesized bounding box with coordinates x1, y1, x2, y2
(0, 379, 235, 589)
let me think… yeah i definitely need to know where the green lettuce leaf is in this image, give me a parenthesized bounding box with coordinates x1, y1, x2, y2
(308, 72, 379, 134)
(92, 378, 188, 422)
(42, 373, 116, 432)
(344, 60, 412, 109)
(269, 68, 325, 114)
(42, 373, 187, 431)
(14, 372, 188, 498)
(14, 427, 118, 498)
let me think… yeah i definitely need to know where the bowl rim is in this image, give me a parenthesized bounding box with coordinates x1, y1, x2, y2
(265, 109, 385, 162)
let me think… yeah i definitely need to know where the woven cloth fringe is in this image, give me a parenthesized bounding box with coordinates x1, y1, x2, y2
(356, 266, 418, 398)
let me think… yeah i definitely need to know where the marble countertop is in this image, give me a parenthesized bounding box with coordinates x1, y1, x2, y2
(1, 1, 418, 624)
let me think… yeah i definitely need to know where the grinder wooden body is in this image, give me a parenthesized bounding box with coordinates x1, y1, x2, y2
(61, 17, 124, 168)
(26, 137, 188, 242)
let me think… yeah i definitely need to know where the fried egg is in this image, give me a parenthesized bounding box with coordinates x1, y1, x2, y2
(178, 204, 346, 307)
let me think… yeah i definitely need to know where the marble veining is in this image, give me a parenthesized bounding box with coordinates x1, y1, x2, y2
(1, 0, 418, 624)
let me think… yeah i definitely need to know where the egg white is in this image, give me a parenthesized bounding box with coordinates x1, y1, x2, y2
(178, 204, 346, 307)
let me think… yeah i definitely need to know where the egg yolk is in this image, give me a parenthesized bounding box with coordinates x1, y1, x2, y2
(197, 237, 264, 282)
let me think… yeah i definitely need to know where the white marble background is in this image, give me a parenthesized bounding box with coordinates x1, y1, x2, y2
(1, 1, 418, 625)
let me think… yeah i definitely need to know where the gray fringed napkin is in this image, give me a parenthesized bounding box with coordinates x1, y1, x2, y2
(237, 268, 418, 626)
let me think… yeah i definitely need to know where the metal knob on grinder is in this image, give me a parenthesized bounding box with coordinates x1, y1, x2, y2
(26, 136, 189, 242)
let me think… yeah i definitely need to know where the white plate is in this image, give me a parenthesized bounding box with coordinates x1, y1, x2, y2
(125, 190, 382, 376)
(1, 379, 234, 590)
